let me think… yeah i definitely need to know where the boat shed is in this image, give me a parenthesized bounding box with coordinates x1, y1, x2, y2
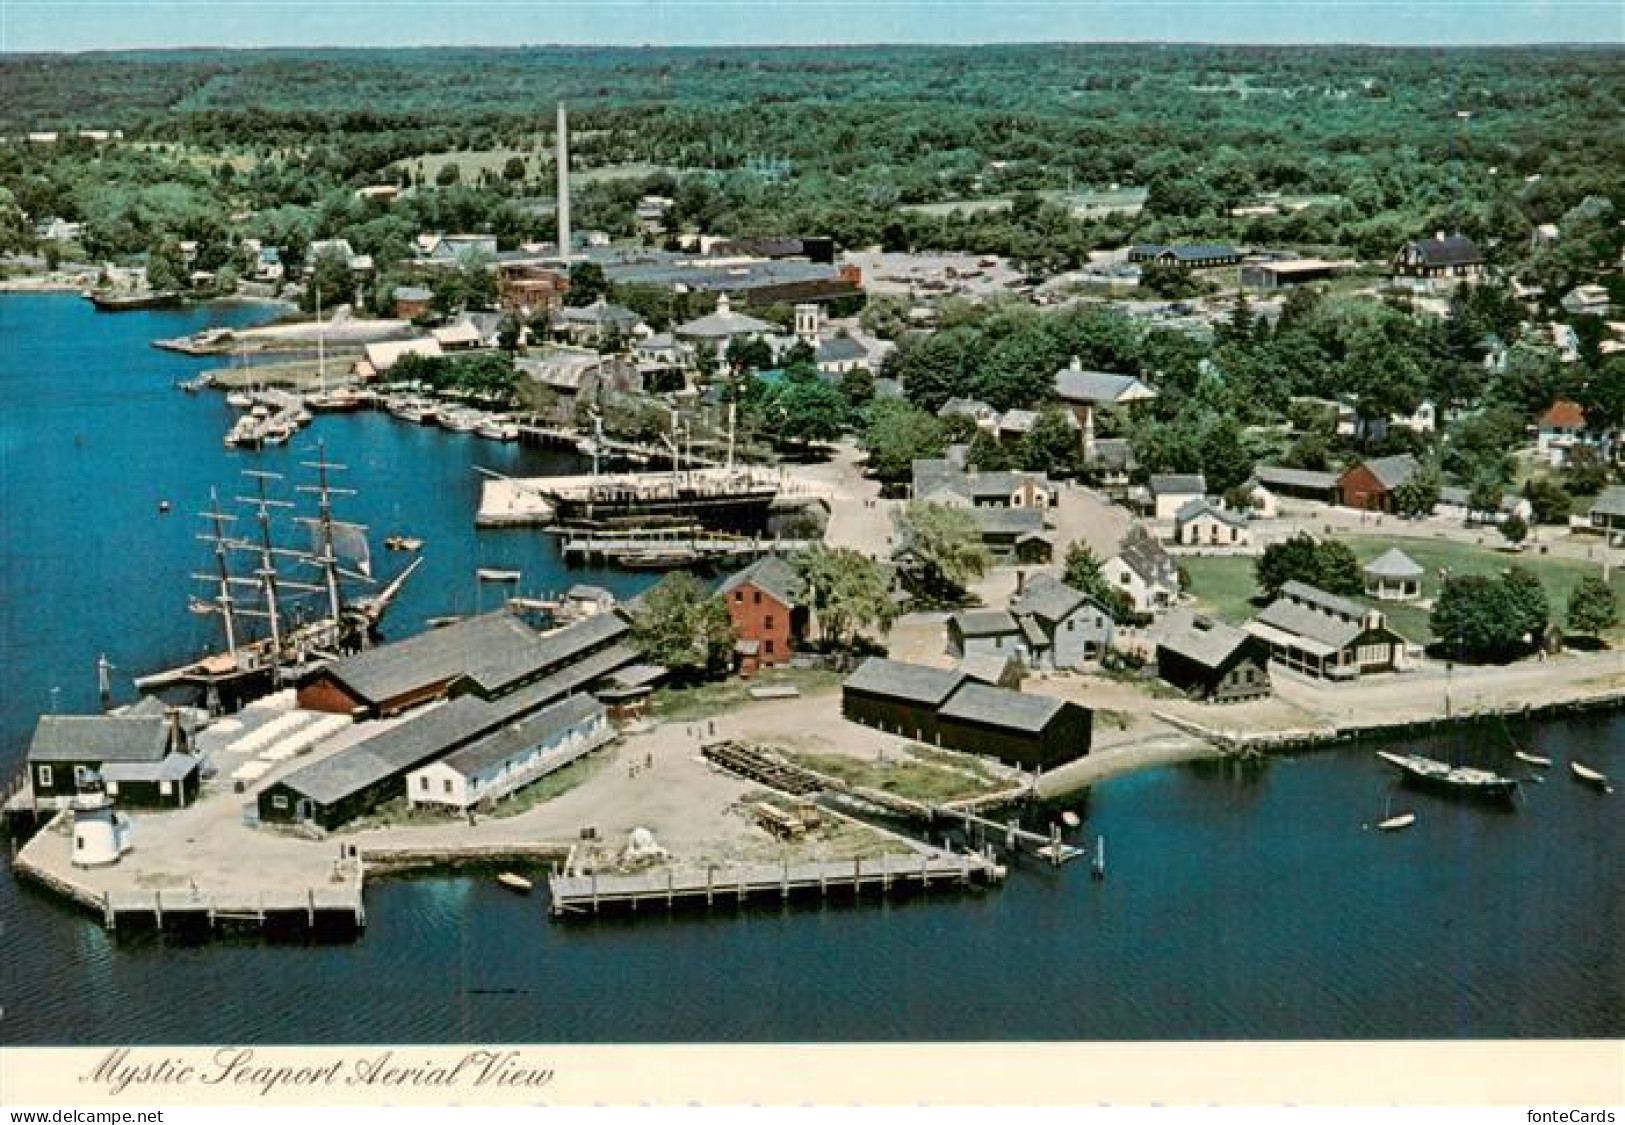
(841, 658, 967, 745)
(1156, 616, 1272, 703)
(295, 610, 629, 718)
(934, 683, 1092, 769)
(260, 642, 637, 830)
(406, 694, 612, 813)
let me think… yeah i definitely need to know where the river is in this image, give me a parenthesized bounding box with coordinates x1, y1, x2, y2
(1, 293, 1620, 1044)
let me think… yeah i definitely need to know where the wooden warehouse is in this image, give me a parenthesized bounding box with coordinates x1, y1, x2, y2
(933, 683, 1092, 770)
(840, 658, 967, 746)
(1155, 616, 1272, 703)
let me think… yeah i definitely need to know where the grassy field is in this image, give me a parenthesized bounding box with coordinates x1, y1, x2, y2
(780, 747, 1005, 803)
(391, 149, 678, 187)
(1181, 535, 1625, 644)
(649, 667, 845, 724)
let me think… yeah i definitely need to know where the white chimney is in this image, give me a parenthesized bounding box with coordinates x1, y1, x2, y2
(556, 103, 571, 262)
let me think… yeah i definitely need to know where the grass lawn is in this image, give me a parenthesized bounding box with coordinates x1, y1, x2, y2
(779, 747, 1004, 803)
(1181, 536, 1625, 645)
(649, 667, 845, 724)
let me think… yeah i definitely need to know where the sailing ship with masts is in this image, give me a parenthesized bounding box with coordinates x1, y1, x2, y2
(135, 443, 418, 709)
(538, 404, 780, 532)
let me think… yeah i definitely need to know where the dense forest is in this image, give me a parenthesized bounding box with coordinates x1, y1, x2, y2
(1, 44, 1621, 276)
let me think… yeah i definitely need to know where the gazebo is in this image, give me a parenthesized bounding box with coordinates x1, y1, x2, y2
(1363, 548, 1424, 601)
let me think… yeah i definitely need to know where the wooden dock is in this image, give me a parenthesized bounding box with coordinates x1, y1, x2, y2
(560, 529, 819, 567)
(547, 851, 1000, 918)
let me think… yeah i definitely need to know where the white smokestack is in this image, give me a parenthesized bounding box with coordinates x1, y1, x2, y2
(556, 102, 571, 262)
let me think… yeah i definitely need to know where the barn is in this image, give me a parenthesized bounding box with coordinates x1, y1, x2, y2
(840, 658, 967, 745)
(934, 684, 1092, 770)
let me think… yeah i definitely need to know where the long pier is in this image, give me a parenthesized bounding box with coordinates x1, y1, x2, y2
(547, 851, 1000, 918)
(561, 529, 820, 567)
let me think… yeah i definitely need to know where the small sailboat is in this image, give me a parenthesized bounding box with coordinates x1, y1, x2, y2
(1570, 761, 1612, 792)
(1375, 793, 1415, 831)
(497, 871, 533, 894)
(384, 535, 424, 552)
(1513, 750, 1552, 768)
(1060, 810, 1081, 829)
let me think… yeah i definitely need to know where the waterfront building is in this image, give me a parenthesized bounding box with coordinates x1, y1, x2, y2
(25, 713, 199, 811)
(1007, 573, 1115, 668)
(406, 694, 612, 813)
(717, 556, 808, 675)
(1362, 548, 1424, 602)
(1155, 616, 1272, 703)
(359, 337, 443, 378)
(564, 584, 617, 618)
(261, 641, 636, 830)
(840, 657, 1091, 769)
(1172, 498, 1252, 547)
(1246, 581, 1409, 679)
(1336, 454, 1422, 513)
(295, 609, 630, 718)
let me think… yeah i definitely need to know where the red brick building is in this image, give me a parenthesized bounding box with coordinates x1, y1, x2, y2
(498, 263, 569, 316)
(717, 557, 808, 676)
(1336, 453, 1421, 513)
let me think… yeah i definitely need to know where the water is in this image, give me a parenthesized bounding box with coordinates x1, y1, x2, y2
(2, 294, 1622, 1044)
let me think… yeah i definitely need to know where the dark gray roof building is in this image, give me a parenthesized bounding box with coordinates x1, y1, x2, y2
(843, 657, 967, 707)
(717, 556, 804, 608)
(937, 682, 1067, 733)
(437, 694, 605, 780)
(28, 715, 171, 763)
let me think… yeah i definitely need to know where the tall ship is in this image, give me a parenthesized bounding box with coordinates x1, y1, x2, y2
(1376, 751, 1520, 803)
(540, 406, 780, 532)
(134, 444, 419, 709)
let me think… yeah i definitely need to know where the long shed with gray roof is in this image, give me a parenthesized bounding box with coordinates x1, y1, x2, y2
(259, 643, 637, 829)
(1246, 581, 1407, 680)
(26, 713, 198, 810)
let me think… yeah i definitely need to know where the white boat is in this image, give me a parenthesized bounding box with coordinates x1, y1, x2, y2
(497, 872, 533, 894)
(1060, 810, 1081, 829)
(1513, 750, 1552, 768)
(477, 418, 520, 441)
(225, 390, 253, 409)
(1378, 812, 1417, 831)
(1571, 761, 1611, 791)
(387, 395, 435, 424)
(440, 408, 483, 434)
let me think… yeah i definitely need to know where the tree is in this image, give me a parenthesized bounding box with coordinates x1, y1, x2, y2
(726, 334, 774, 374)
(1138, 260, 1200, 299)
(1523, 478, 1572, 525)
(1565, 574, 1618, 640)
(435, 162, 461, 187)
(771, 374, 847, 446)
(893, 501, 990, 602)
(1468, 477, 1504, 525)
(1500, 513, 1529, 546)
(1016, 405, 1081, 476)
(628, 572, 735, 680)
(793, 546, 897, 650)
(1432, 575, 1524, 661)
(1061, 540, 1134, 622)
(502, 155, 527, 183)
(1255, 533, 1323, 601)
(837, 366, 875, 416)
(145, 237, 187, 291)
(860, 399, 946, 482)
(966, 430, 1013, 472)
(497, 313, 523, 352)
(1501, 565, 1550, 644)
(1390, 470, 1441, 519)
(303, 246, 354, 312)
(1314, 541, 1365, 598)
(564, 261, 608, 307)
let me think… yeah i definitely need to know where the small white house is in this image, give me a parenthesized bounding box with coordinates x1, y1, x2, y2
(407, 695, 611, 813)
(1105, 528, 1181, 616)
(1149, 474, 1206, 521)
(1172, 499, 1252, 547)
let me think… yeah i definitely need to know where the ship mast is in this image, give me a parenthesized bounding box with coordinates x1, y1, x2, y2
(316, 286, 327, 396)
(236, 470, 295, 668)
(294, 441, 358, 625)
(195, 488, 241, 657)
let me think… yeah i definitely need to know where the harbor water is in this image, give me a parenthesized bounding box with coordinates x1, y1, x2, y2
(1, 294, 1621, 1043)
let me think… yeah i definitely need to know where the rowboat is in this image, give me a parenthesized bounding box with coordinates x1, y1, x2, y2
(1513, 750, 1552, 768)
(384, 535, 424, 552)
(1378, 812, 1417, 831)
(1060, 810, 1081, 829)
(1570, 761, 1611, 792)
(497, 872, 533, 894)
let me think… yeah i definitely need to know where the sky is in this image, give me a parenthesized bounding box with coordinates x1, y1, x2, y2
(0, 0, 1620, 53)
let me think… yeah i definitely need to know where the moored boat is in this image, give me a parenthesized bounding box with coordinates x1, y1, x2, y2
(384, 535, 424, 552)
(1570, 761, 1611, 792)
(1378, 812, 1417, 831)
(88, 289, 182, 312)
(497, 872, 533, 894)
(1514, 750, 1552, 768)
(1376, 751, 1520, 803)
